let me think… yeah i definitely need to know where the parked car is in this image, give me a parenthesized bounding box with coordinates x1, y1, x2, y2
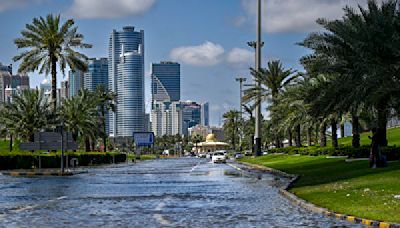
(262, 151, 268, 155)
(234, 153, 244, 159)
(206, 153, 212, 159)
(162, 150, 170, 156)
(244, 150, 253, 156)
(212, 152, 226, 163)
(197, 153, 206, 158)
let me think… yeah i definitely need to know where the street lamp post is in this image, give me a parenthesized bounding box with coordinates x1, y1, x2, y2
(235, 77, 247, 151)
(254, 0, 263, 156)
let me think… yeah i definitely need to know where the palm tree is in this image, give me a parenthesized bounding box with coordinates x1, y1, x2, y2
(61, 89, 99, 152)
(13, 14, 92, 111)
(223, 110, 240, 151)
(244, 60, 298, 148)
(191, 134, 203, 153)
(301, 0, 400, 150)
(95, 85, 116, 152)
(0, 90, 53, 143)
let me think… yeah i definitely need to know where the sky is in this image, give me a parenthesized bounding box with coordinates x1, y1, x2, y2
(0, 0, 368, 126)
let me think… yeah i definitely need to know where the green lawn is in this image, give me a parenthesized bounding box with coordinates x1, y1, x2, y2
(338, 127, 400, 147)
(239, 155, 400, 223)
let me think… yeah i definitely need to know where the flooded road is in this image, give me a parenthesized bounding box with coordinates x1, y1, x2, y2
(0, 158, 360, 227)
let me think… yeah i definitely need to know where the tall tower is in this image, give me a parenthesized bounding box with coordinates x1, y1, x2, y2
(68, 70, 84, 97)
(151, 62, 180, 102)
(108, 26, 145, 137)
(84, 58, 108, 92)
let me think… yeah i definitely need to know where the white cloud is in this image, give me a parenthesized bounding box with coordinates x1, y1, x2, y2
(226, 48, 253, 65)
(66, 0, 155, 19)
(169, 41, 225, 67)
(241, 0, 368, 33)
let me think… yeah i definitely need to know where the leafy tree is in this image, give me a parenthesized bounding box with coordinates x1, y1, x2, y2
(13, 14, 92, 111)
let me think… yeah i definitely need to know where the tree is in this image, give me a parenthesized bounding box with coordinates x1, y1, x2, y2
(301, 0, 400, 150)
(244, 60, 298, 147)
(95, 84, 116, 152)
(61, 89, 99, 151)
(0, 90, 53, 143)
(13, 14, 92, 111)
(191, 134, 203, 153)
(223, 110, 240, 151)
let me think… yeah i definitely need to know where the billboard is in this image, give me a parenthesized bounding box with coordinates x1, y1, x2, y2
(133, 132, 154, 147)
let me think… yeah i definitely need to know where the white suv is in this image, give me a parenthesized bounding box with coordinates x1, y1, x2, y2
(212, 152, 226, 163)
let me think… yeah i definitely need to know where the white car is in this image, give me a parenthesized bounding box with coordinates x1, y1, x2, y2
(212, 152, 226, 163)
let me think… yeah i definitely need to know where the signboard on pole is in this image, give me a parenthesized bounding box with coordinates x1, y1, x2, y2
(133, 132, 154, 147)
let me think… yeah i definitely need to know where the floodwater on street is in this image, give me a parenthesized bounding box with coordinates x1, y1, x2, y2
(0, 158, 361, 227)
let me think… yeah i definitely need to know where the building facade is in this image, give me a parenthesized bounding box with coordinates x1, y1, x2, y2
(68, 70, 84, 97)
(151, 101, 182, 136)
(200, 102, 210, 126)
(151, 62, 180, 102)
(108, 26, 145, 137)
(84, 58, 108, 92)
(182, 101, 202, 135)
(0, 72, 29, 103)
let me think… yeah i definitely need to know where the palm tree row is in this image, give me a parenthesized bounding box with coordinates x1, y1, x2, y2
(239, 0, 400, 154)
(0, 86, 116, 152)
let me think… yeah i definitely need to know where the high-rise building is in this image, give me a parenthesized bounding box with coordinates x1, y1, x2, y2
(182, 101, 202, 136)
(201, 102, 210, 126)
(68, 70, 84, 97)
(109, 26, 145, 137)
(151, 62, 180, 102)
(61, 81, 69, 100)
(40, 78, 52, 101)
(0, 72, 29, 103)
(151, 101, 182, 136)
(0, 62, 12, 74)
(84, 58, 108, 92)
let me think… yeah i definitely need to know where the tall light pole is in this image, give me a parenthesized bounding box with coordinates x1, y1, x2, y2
(254, 0, 263, 156)
(236, 77, 247, 151)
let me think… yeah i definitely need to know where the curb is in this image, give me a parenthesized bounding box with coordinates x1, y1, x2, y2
(1, 170, 88, 177)
(237, 161, 400, 228)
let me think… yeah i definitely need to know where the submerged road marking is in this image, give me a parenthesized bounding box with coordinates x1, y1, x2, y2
(153, 196, 172, 226)
(227, 163, 243, 171)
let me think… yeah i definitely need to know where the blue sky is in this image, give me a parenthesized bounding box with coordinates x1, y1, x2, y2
(0, 0, 368, 126)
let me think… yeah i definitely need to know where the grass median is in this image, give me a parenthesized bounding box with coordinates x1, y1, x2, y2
(239, 154, 400, 223)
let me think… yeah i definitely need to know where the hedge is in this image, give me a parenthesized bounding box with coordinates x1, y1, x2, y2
(267, 146, 400, 161)
(0, 153, 127, 170)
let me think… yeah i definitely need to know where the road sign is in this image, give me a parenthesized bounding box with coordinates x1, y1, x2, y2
(133, 132, 154, 146)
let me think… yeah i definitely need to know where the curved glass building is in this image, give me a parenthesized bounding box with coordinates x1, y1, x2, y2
(108, 26, 145, 137)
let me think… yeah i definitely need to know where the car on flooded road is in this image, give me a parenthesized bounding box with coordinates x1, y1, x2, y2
(212, 152, 226, 163)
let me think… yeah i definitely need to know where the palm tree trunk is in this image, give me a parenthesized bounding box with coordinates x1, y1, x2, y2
(351, 114, 360, 148)
(320, 122, 327, 147)
(340, 123, 345, 138)
(102, 109, 107, 152)
(307, 127, 312, 146)
(85, 137, 91, 152)
(288, 129, 293, 147)
(9, 134, 13, 152)
(295, 124, 302, 147)
(51, 55, 57, 112)
(331, 119, 338, 148)
(376, 103, 388, 147)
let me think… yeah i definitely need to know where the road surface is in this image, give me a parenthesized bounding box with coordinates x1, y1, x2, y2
(0, 158, 360, 227)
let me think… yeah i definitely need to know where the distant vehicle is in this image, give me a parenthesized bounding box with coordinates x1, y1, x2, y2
(263, 151, 268, 155)
(198, 153, 206, 158)
(206, 153, 212, 159)
(212, 152, 226, 163)
(244, 151, 253, 156)
(162, 150, 170, 156)
(234, 153, 244, 159)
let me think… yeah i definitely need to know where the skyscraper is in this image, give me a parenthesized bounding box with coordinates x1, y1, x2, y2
(0, 72, 29, 103)
(109, 26, 145, 137)
(151, 101, 182, 136)
(151, 62, 180, 102)
(182, 101, 202, 136)
(84, 58, 108, 92)
(60, 81, 69, 100)
(68, 70, 84, 97)
(201, 102, 210, 126)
